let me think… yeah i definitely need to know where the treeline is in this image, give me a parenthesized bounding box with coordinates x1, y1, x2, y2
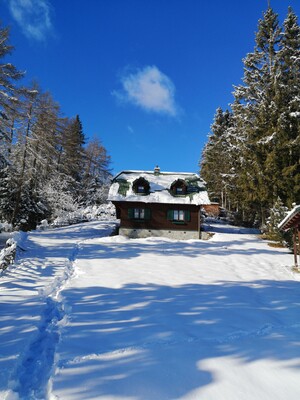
(200, 7, 300, 227)
(0, 24, 111, 231)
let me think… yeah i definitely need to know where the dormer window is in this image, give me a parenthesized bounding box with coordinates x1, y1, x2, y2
(137, 185, 146, 193)
(171, 179, 187, 196)
(132, 177, 150, 195)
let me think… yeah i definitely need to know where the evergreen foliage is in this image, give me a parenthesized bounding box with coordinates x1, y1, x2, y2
(0, 22, 111, 230)
(200, 6, 300, 228)
(265, 197, 293, 248)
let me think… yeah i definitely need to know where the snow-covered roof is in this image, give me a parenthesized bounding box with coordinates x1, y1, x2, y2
(278, 204, 300, 231)
(108, 169, 210, 205)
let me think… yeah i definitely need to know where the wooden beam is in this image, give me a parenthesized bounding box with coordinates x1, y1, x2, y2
(298, 226, 300, 270)
(293, 228, 299, 269)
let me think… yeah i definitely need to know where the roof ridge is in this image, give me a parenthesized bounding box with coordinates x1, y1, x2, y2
(113, 170, 200, 178)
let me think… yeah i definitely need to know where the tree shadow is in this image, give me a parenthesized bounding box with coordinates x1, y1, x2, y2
(78, 234, 290, 262)
(53, 279, 300, 399)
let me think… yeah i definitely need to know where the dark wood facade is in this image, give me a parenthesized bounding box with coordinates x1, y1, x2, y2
(113, 201, 201, 232)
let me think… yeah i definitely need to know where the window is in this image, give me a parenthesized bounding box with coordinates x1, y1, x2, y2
(170, 179, 187, 196)
(128, 208, 151, 220)
(176, 187, 184, 195)
(134, 208, 145, 219)
(132, 178, 150, 195)
(173, 210, 185, 221)
(137, 186, 146, 193)
(167, 209, 191, 223)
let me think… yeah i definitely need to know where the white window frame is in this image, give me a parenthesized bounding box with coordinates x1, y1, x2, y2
(173, 210, 185, 221)
(134, 208, 145, 219)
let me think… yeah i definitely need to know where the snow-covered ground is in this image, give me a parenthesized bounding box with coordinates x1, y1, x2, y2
(1, 220, 300, 400)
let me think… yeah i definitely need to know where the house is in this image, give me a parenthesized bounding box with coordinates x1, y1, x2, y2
(108, 167, 211, 239)
(278, 204, 300, 270)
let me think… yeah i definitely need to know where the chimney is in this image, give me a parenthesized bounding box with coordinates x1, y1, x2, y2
(154, 165, 160, 175)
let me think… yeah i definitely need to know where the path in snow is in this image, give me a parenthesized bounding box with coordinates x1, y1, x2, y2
(1, 220, 300, 400)
(0, 221, 117, 400)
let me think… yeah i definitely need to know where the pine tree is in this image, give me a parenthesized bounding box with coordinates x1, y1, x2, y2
(0, 22, 113, 228)
(231, 7, 283, 225)
(200, 108, 234, 206)
(60, 115, 85, 184)
(266, 197, 293, 248)
(201, 6, 300, 227)
(275, 7, 300, 206)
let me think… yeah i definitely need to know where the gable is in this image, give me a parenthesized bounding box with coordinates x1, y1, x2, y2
(278, 205, 300, 231)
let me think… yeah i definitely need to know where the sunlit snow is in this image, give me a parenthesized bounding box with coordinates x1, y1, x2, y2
(1, 220, 300, 400)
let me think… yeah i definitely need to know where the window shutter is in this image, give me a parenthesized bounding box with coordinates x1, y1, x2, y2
(167, 210, 173, 220)
(128, 208, 134, 219)
(144, 208, 151, 220)
(185, 210, 191, 222)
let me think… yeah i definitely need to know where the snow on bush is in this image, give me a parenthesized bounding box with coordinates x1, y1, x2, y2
(0, 238, 17, 272)
(0, 222, 13, 232)
(51, 203, 116, 227)
(0, 230, 27, 273)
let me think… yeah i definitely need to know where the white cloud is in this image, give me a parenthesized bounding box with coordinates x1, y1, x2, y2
(114, 66, 179, 117)
(8, 0, 53, 41)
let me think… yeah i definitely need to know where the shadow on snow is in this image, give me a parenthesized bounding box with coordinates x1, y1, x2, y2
(54, 279, 300, 399)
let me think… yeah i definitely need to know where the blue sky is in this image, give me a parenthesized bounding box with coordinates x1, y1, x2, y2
(1, 0, 300, 175)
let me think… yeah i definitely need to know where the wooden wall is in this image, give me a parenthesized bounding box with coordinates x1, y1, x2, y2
(113, 201, 200, 232)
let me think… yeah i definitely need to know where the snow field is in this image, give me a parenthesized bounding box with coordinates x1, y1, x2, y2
(1, 220, 300, 399)
(52, 225, 300, 399)
(0, 221, 117, 400)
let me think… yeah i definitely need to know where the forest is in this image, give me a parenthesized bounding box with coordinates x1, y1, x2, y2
(1, 6, 300, 235)
(0, 24, 111, 231)
(200, 7, 300, 229)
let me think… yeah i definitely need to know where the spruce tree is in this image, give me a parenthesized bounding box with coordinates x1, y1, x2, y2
(201, 108, 233, 206)
(201, 6, 300, 227)
(61, 115, 85, 184)
(275, 7, 300, 206)
(266, 197, 293, 248)
(231, 7, 282, 226)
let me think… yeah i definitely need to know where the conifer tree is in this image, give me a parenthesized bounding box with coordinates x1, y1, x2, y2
(61, 115, 85, 184)
(0, 23, 23, 224)
(0, 22, 23, 168)
(0, 24, 23, 142)
(201, 108, 234, 207)
(231, 7, 282, 225)
(266, 197, 293, 248)
(0, 22, 113, 228)
(275, 7, 300, 206)
(9, 85, 40, 228)
(201, 6, 300, 227)
(81, 137, 111, 205)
